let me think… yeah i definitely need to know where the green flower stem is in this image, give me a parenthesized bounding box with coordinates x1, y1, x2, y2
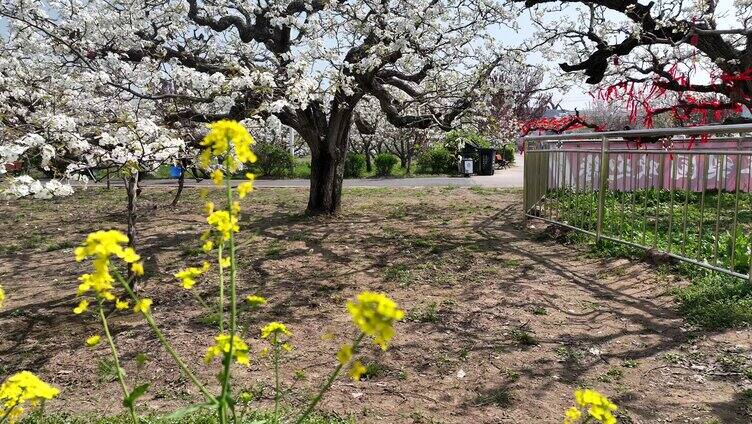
(217, 243, 225, 333)
(189, 289, 211, 312)
(218, 158, 239, 424)
(273, 335, 280, 422)
(0, 401, 19, 424)
(294, 333, 365, 424)
(112, 270, 216, 405)
(98, 302, 138, 424)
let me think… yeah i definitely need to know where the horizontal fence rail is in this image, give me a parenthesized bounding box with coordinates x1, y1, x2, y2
(523, 124, 752, 282)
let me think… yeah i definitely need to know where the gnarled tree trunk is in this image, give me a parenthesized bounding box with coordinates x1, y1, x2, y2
(304, 108, 352, 215)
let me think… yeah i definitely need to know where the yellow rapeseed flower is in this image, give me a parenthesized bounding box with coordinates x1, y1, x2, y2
(245, 295, 267, 307)
(219, 257, 231, 268)
(73, 299, 89, 314)
(207, 210, 239, 241)
(74, 230, 141, 302)
(115, 299, 129, 310)
(200, 120, 256, 169)
(211, 169, 224, 187)
(260, 322, 292, 340)
(0, 284, 5, 308)
(349, 361, 366, 381)
(337, 344, 353, 365)
(564, 406, 582, 424)
(230, 201, 241, 217)
(133, 298, 152, 315)
(204, 334, 250, 366)
(204, 201, 215, 216)
(202, 240, 214, 253)
(346, 291, 404, 350)
(131, 262, 144, 276)
(174, 262, 210, 289)
(0, 371, 59, 423)
(568, 389, 617, 424)
(237, 173, 256, 199)
(86, 335, 101, 347)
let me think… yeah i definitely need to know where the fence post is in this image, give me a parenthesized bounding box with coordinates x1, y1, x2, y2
(522, 139, 528, 216)
(596, 136, 610, 243)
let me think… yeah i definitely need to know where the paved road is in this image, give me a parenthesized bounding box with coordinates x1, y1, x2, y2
(104, 155, 524, 189)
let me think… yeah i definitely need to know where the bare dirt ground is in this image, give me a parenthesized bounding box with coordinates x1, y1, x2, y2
(0, 186, 750, 423)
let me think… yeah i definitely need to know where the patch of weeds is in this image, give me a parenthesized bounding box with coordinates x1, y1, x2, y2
(531, 305, 547, 315)
(509, 329, 538, 347)
(408, 302, 439, 324)
(739, 389, 752, 415)
(663, 352, 684, 365)
(409, 411, 445, 424)
(21, 233, 45, 250)
(44, 240, 75, 252)
(503, 369, 520, 383)
(675, 271, 752, 329)
(384, 264, 413, 287)
(500, 259, 520, 268)
(743, 368, 752, 380)
(195, 312, 222, 327)
(433, 353, 452, 374)
(294, 370, 307, 381)
(555, 346, 584, 364)
(0, 244, 20, 255)
(718, 352, 748, 373)
(598, 368, 624, 383)
(474, 386, 513, 407)
(265, 240, 284, 257)
(182, 245, 204, 257)
(411, 237, 436, 251)
(360, 362, 385, 380)
(134, 353, 148, 369)
(96, 358, 120, 383)
(458, 347, 470, 361)
(386, 204, 407, 219)
(621, 359, 638, 368)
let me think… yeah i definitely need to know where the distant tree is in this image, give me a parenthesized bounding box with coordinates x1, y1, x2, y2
(0, 0, 514, 215)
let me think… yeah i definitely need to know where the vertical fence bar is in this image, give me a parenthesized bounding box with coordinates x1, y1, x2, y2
(654, 152, 665, 249)
(681, 154, 693, 256)
(596, 137, 610, 242)
(713, 154, 725, 266)
(590, 153, 597, 231)
(697, 155, 709, 261)
(667, 156, 677, 253)
(729, 152, 743, 269)
(523, 143, 529, 214)
(575, 151, 581, 228)
(641, 153, 650, 245)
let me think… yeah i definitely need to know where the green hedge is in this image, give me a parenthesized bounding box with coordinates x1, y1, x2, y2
(254, 144, 295, 178)
(416, 146, 456, 175)
(374, 153, 399, 177)
(344, 153, 366, 178)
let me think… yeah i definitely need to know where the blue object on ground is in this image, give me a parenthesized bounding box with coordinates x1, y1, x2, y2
(169, 165, 183, 178)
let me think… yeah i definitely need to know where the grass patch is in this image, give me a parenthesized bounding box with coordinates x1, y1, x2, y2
(542, 188, 752, 329)
(408, 302, 439, 323)
(509, 329, 538, 347)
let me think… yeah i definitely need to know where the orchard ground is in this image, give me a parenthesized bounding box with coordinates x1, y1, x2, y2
(1, 186, 751, 423)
